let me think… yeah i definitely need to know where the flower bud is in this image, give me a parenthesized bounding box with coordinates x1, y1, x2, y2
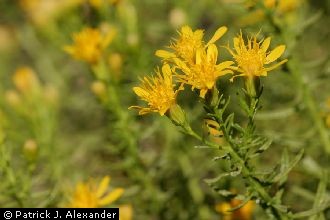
(108, 53, 123, 80)
(244, 76, 261, 99)
(23, 139, 38, 161)
(90, 81, 107, 100)
(169, 8, 186, 28)
(168, 104, 189, 128)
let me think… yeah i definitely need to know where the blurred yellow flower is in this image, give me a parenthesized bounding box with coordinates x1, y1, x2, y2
(89, 0, 102, 8)
(130, 64, 181, 116)
(236, 9, 265, 27)
(0, 25, 16, 52)
(266, 0, 301, 14)
(65, 176, 124, 208)
(216, 199, 255, 220)
(88, 0, 119, 8)
(169, 8, 187, 28)
(19, 0, 83, 26)
(108, 53, 123, 80)
(174, 44, 233, 98)
(23, 139, 38, 161)
(90, 81, 107, 101)
(237, 0, 302, 26)
(227, 32, 287, 80)
(64, 27, 116, 64)
(13, 67, 41, 94)
(156, 25, 227, 65)
(264, 0, 276, 8)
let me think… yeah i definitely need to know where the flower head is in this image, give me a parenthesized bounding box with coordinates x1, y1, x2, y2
(64, 27, 116, 64)
(175, 44, 233, 98)
(156, 25, 227, 64)
(130, 64, 180, 116)
(228, 32, 287, 80)
(65, 176, 124, 208)
(170, 25, 204, 63)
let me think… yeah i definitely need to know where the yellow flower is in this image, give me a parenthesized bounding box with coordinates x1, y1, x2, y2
(174, 44, 233, 98)
(156, 25, 227, 64)
(129, 64, 180, 116)
(64, 27, 116, 64)
(65, 176, 124, 208)
(215, 199, 255, 220)
(227, 32, 287, 80)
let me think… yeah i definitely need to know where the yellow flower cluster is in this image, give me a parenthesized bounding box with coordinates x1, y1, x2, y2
(130, 25, 287, 116)
(156, 25, 233, 98)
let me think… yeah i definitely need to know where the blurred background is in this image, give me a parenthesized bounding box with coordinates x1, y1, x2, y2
(0, 0, 329, 219)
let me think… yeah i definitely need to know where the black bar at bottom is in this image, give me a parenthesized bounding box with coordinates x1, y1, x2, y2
(0, 208, 119, 220)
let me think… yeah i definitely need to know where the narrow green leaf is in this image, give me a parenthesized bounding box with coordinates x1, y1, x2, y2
(194, 145, 218, 149)
(212, 154, 229, 161)
(204, 173, 230, 185)
(272, 149, 304, 183)
(272, 204, 288, 213)
(292, 203, 330, 219)
(309, 171, 329, 220)
(238, 95, 250, 114)
(217, 189, 236, 197)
